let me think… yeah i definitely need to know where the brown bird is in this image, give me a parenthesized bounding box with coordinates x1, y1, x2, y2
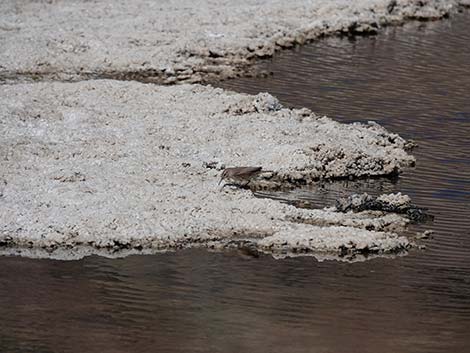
(218, 166, 263, 187)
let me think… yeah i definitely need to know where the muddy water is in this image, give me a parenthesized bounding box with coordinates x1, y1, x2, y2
(2, 11, 470, 353)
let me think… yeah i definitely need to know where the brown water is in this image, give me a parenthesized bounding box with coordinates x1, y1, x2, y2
(1, 12, 470, 353)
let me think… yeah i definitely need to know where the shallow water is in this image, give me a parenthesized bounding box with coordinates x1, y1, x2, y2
(219, 11, 470, 267)
(1, 11, 470, 353)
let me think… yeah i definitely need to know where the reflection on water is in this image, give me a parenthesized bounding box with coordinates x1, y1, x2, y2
(1, 250, 470, 353)
(220, 10, 470, 269)
(1, 11, 470, 353)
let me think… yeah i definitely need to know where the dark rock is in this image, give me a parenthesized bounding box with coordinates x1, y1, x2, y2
(336, 192, 433, 223)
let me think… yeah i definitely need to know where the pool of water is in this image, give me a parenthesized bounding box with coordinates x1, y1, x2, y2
(1, 11, 470, 353)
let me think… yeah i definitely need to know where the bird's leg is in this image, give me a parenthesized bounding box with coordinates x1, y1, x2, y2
(220, 182, 249, 191)
(220, 182, 237, 191)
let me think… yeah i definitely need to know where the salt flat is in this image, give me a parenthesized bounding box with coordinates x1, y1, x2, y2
(1, 0, 464, 259)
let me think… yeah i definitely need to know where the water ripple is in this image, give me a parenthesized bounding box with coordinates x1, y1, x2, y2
(1, 10, 470, 353)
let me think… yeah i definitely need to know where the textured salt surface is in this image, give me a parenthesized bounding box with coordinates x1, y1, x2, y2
(0, 81, 415, 259)
(1, 0, 468, 84)
(1, 0, 460, 259)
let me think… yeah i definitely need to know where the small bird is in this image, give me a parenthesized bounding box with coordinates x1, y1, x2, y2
(218, 166, 263, 188)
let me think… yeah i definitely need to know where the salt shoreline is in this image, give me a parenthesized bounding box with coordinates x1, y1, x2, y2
(0, 81, 414, 260)
(1, 0, 461, 260)
(1, 0, 468, 84)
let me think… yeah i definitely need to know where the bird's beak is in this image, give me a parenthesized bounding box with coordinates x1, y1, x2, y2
(218, 177, 223, 186)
